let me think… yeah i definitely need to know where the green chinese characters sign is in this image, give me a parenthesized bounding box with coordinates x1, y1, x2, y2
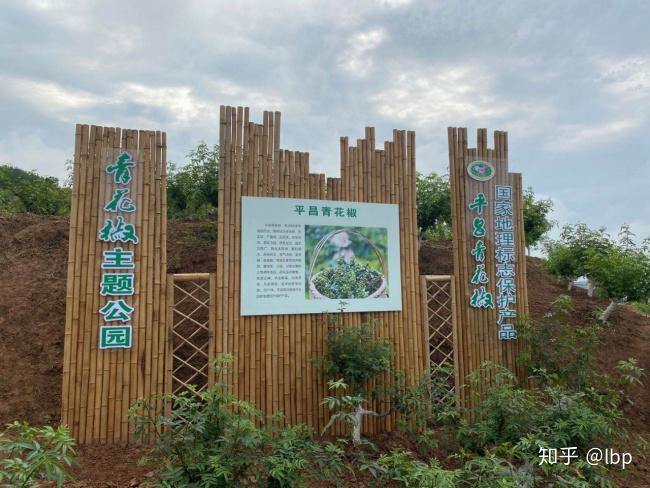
(466, 183, 518, 340)
(241, 196, 402, 316)
(97, 151, 139, 350)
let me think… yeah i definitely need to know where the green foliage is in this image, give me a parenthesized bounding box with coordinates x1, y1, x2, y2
(374, 449, 458, 487)
(167, 142, 219, 220)
(312, 258, 383, 299)
(416, 171, 452, 239)
(312, 296, 646, 487)
(0, 165, 71, 215)
(318, 320, 393, 444)
(320, 379, 367, 436)
(585, 226, 650, 302)
(316, 297, 643, 487)
(416, 172, 553, 246)
(390, 365, 459, 435)
(630, 300, 650, 314)
(452, 362, 633, 486)
(543, 223, 650, 303)
(0, 421, 77, 487)
(458, 365, 539, 449)
(518, 295, 602, 390)
(320, 320, 392, 395)
(421, 221, 453, 240)
(522, 187, 554, 251)
(130, 356, 346, 487)
(542, 223, 614, 281)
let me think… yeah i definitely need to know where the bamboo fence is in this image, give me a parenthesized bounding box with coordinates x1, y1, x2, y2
(215, 106, 425, 434)
(167, 273, 214, 396)
(61, 125, 168, 444)
(448, 128, 529, 409)
(420, 275, 458, 407)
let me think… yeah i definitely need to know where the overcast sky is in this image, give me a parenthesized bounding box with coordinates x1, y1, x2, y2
(2, 0, 649, 242)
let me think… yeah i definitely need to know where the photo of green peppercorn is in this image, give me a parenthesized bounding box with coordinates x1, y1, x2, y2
(305, 226, 388, 300)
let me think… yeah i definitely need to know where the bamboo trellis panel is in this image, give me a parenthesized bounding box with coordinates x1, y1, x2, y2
(62, 125, 168, 444)
(168, 273, 214, 396)
(215, 106, 424, 434)
(448, 128, 529, 409)
(420, 275, 457, 407)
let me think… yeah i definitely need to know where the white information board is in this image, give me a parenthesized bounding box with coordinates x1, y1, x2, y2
(241, 196, 402, 316)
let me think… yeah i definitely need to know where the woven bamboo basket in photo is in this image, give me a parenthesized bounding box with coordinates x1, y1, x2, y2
(308, 228, 387, 299)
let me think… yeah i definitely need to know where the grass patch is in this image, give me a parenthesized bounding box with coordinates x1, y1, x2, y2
(629, 301, 650, 314)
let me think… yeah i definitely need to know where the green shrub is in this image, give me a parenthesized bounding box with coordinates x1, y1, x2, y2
(630, 300, 650, 314)
(522, 187, 554, 252)
(312, 258, 383, 299)
(318, 319, 393, 444)
(518, 295, 602, 390)
(416, 171, 451, 239)
(167, 142, 219, 220)
(0, 165, 70, 215)
(542, 223, 614, 283)
(0, 421, 77, 487)
(130, 355, 346, 487)
(391, 364, 459, 436)
(457, 365, 540, 450)
(320, 320, 392, 395)
(375, 449, 458, 487)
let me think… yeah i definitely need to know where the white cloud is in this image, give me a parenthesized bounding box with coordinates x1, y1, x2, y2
(114, 83, 212, 127)
(550, 118, 639, 151)
(377, 0, 413, 7)
(1, 74, 284, 129)
(597, 56, 650, 101)
(371, 65, 512, 127)
(2, 77, 108, 114)
(339, 29, 387, 77)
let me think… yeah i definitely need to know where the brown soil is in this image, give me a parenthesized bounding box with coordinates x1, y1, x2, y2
(0, 217, 648, 486)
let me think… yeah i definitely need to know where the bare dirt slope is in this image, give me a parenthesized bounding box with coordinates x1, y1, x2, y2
(1, 217, 648, 485)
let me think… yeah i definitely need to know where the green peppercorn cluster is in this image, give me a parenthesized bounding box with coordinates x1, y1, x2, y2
(313, 257, 383, 299)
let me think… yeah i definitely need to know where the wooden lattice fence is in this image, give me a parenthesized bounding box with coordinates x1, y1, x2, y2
(420, 275, 458, 407)
(167, 273, 215, 396)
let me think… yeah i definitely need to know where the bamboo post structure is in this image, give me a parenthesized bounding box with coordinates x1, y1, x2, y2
(215, 106, 424, 432)
(62, 126, 168, 444)
(448, 128, 528, 410)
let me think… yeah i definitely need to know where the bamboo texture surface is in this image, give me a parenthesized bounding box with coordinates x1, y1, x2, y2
(448, 128, 528, 409)
(61, 126, 168, 444)
(216, 106, 425, 433)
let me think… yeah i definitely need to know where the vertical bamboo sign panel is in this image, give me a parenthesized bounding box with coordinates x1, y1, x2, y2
(448, 128, 529, 407)
(61, 125, 168, 444)
(216, 106, 424, 433)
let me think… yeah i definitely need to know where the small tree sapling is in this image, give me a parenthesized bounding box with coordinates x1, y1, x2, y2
(319, 320, 392, 444)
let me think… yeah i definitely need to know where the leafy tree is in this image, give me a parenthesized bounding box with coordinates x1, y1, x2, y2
(542, 223, 614, 287)
(320, 319, 393, 444)
(0, 165, 71, 215)
(585, 225, 650, 320)
(416, 171, 451, 239)
(416, 172, 554, 247)
(522, 187, 554, 253)
(544, 223, 650, 318)
(320, 320, 392, 395)
(167, 142, 219, 220)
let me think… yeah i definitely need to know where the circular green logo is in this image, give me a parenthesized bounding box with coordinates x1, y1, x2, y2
(467, 160, 495, 181)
